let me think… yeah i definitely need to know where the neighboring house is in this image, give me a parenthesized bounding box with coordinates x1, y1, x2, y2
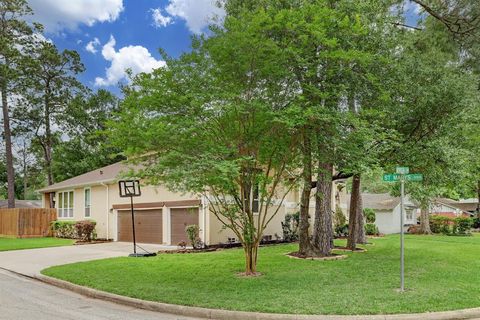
(38, 161, 306, 245)
(430, 198, 473, 218)
(0, 200, 41, 208)
(347, 193, 418, 234)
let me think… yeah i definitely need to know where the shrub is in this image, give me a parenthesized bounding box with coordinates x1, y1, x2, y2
(334, 205, 347, 227)
(51, 220, 77, 238)
(364, 223, 379, 236)
(281, 212, 299, 242)
(334, 223, 349, 238)
(185, 224, 200, 248)
(452, 217, 473, 235)
(408, 225, 422, 234)
(473, 215, 480, 229)
(75, 220, 96, 241)
(363, 208, 376, 223)
(429, 215, 452, 234)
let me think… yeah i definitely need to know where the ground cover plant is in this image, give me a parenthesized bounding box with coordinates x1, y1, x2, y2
(43, 234, 480, 315)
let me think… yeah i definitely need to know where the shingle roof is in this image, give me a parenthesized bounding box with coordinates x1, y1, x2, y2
(0, 200, 41, 208)
(346, 193, 401, 211)
(38, 162, 135, 193)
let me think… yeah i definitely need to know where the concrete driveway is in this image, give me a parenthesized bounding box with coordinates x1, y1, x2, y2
(0, 242, 173, 277)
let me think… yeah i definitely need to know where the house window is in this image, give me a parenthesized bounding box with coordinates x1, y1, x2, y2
(405, 208, 414, 221)
(252, 184, 259, 213)
(58, 191, 74, 218)
(84, 188, 91, 218)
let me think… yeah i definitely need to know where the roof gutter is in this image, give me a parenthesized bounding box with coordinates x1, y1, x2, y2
(37, 178, 117, 194)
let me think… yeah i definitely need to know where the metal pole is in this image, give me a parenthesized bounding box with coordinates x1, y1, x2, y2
(400, 176, 405, 292)
(130, 195, 137, 255)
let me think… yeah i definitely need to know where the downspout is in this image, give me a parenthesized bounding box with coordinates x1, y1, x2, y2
(101, 182, 110, 240)
(201, 194, 207, 245)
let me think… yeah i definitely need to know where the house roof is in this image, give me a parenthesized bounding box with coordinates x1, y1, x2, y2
(434, 198, 477, 214)
(0, 200, 41, 208)
(38, 162, 136, 193)
(347, 193, 402, 211)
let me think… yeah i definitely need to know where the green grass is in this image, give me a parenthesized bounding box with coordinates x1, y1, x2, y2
(42, 234, 480, 315)
(0, 237, 74, 251)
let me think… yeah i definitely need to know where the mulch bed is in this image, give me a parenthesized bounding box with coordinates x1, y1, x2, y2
(286, 251, 347, 261)
(74, 239, 112, 245)
(333, 246, 367, 252)
(157, 248, 218, 254)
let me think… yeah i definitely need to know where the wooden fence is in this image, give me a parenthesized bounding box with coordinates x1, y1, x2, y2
(0, 208, 57, 238)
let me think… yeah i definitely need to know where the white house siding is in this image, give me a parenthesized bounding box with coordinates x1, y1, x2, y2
(374, 197, 418, 235)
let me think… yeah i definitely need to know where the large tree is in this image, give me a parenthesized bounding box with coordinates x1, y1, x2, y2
(16, 42, 85, 185)
(0, 0, 39, 207)
(108, 11, 299, 275)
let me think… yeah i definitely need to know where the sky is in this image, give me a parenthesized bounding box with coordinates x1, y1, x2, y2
(25, 0, 420, 93)
(26, 0, 225, 92)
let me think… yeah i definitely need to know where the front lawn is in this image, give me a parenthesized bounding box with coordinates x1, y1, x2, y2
(42, 234, 480, 315)
(0, 237, 74, 251)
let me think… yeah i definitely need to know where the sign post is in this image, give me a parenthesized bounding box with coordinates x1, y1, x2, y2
(119, 180, 156, 257)
(383, 167, 423, 292)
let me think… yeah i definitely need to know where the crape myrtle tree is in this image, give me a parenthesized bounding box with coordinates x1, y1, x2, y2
(108, 13, 299, 275)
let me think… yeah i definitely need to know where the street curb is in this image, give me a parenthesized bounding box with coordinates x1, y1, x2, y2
(36, 274, 480, 320)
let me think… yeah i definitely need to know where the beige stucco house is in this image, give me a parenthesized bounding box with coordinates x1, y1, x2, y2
(39, 162, 329, 245)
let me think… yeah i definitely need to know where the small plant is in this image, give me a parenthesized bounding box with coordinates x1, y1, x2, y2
(75, 220, 96, 242)
(51, 220, 76, 238)
(334, 223, 349, 238)
(363, 208, 376, 223)
(364, 223, 379, 236)
(281, 212, 299, 242)
(452, 217, 473, 235)
(430, 215, 453, 234)
(178, 241, 187, 249)
(185, 224, 200, 249)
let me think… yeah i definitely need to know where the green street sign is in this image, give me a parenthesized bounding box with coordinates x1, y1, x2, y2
(383, 174, 400, 181)
(405, 173, 423, 182)
(396, 166, 409, 175)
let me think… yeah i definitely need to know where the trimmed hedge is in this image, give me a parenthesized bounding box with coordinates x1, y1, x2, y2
(429, 215, 473, 236)
(51, 220, 97, 241)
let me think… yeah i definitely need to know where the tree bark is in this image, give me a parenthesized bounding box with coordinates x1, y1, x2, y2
(1, 83, 15, 208)
(347, 174, 361, 250)
(44, 86, 54, 185)
(243, 242, 258, 275)
(312, 162, 334, 256)
(419, 203, 432, 234)
(355, 176, 366, 244)
(298, 128, 313, 255)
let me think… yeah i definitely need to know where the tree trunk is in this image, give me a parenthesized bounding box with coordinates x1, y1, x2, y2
(312, 162, 334, 256)
(243, 242, 258, 275)
(355, 176, 366, 244)
(347, 174, 361, 250)
(1, 84, 15, 208)
(44, 90, 54, 185)
(298, 128, 313, 255)
(419, 204, 432, 234)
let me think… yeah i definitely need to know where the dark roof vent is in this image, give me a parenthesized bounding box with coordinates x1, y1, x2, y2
(100, 170, 104, 175)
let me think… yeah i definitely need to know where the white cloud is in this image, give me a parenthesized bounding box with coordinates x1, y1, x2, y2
(85, 37, 100, 54)
(95, 35, 165, 87)
(163, 0, 225, 34)
(27, 0, 124, 33)
(404, 1, 421, 14)
(151, 8, 173, 28)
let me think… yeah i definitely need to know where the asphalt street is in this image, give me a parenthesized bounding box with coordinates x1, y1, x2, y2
(0, 269, 201, 320)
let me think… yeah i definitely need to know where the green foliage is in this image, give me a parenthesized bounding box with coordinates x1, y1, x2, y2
(185, 224, 200, 249)
(281, 212, 299, 242)
(364, 223, 379, 236)
(363, 208, 376, 223)
(334, 205, 347, 228)
(51, 220, 77, 238)
(334, 224, 349, 238)
(429, 215, 474, 235)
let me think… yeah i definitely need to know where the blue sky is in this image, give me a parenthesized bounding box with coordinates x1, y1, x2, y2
(26, 0, 420, 93)
(27, 0, 224, 92)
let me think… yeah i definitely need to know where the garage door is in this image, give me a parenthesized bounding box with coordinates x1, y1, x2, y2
(170, 208, 199, 245)
(117, 209, 163, 244)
